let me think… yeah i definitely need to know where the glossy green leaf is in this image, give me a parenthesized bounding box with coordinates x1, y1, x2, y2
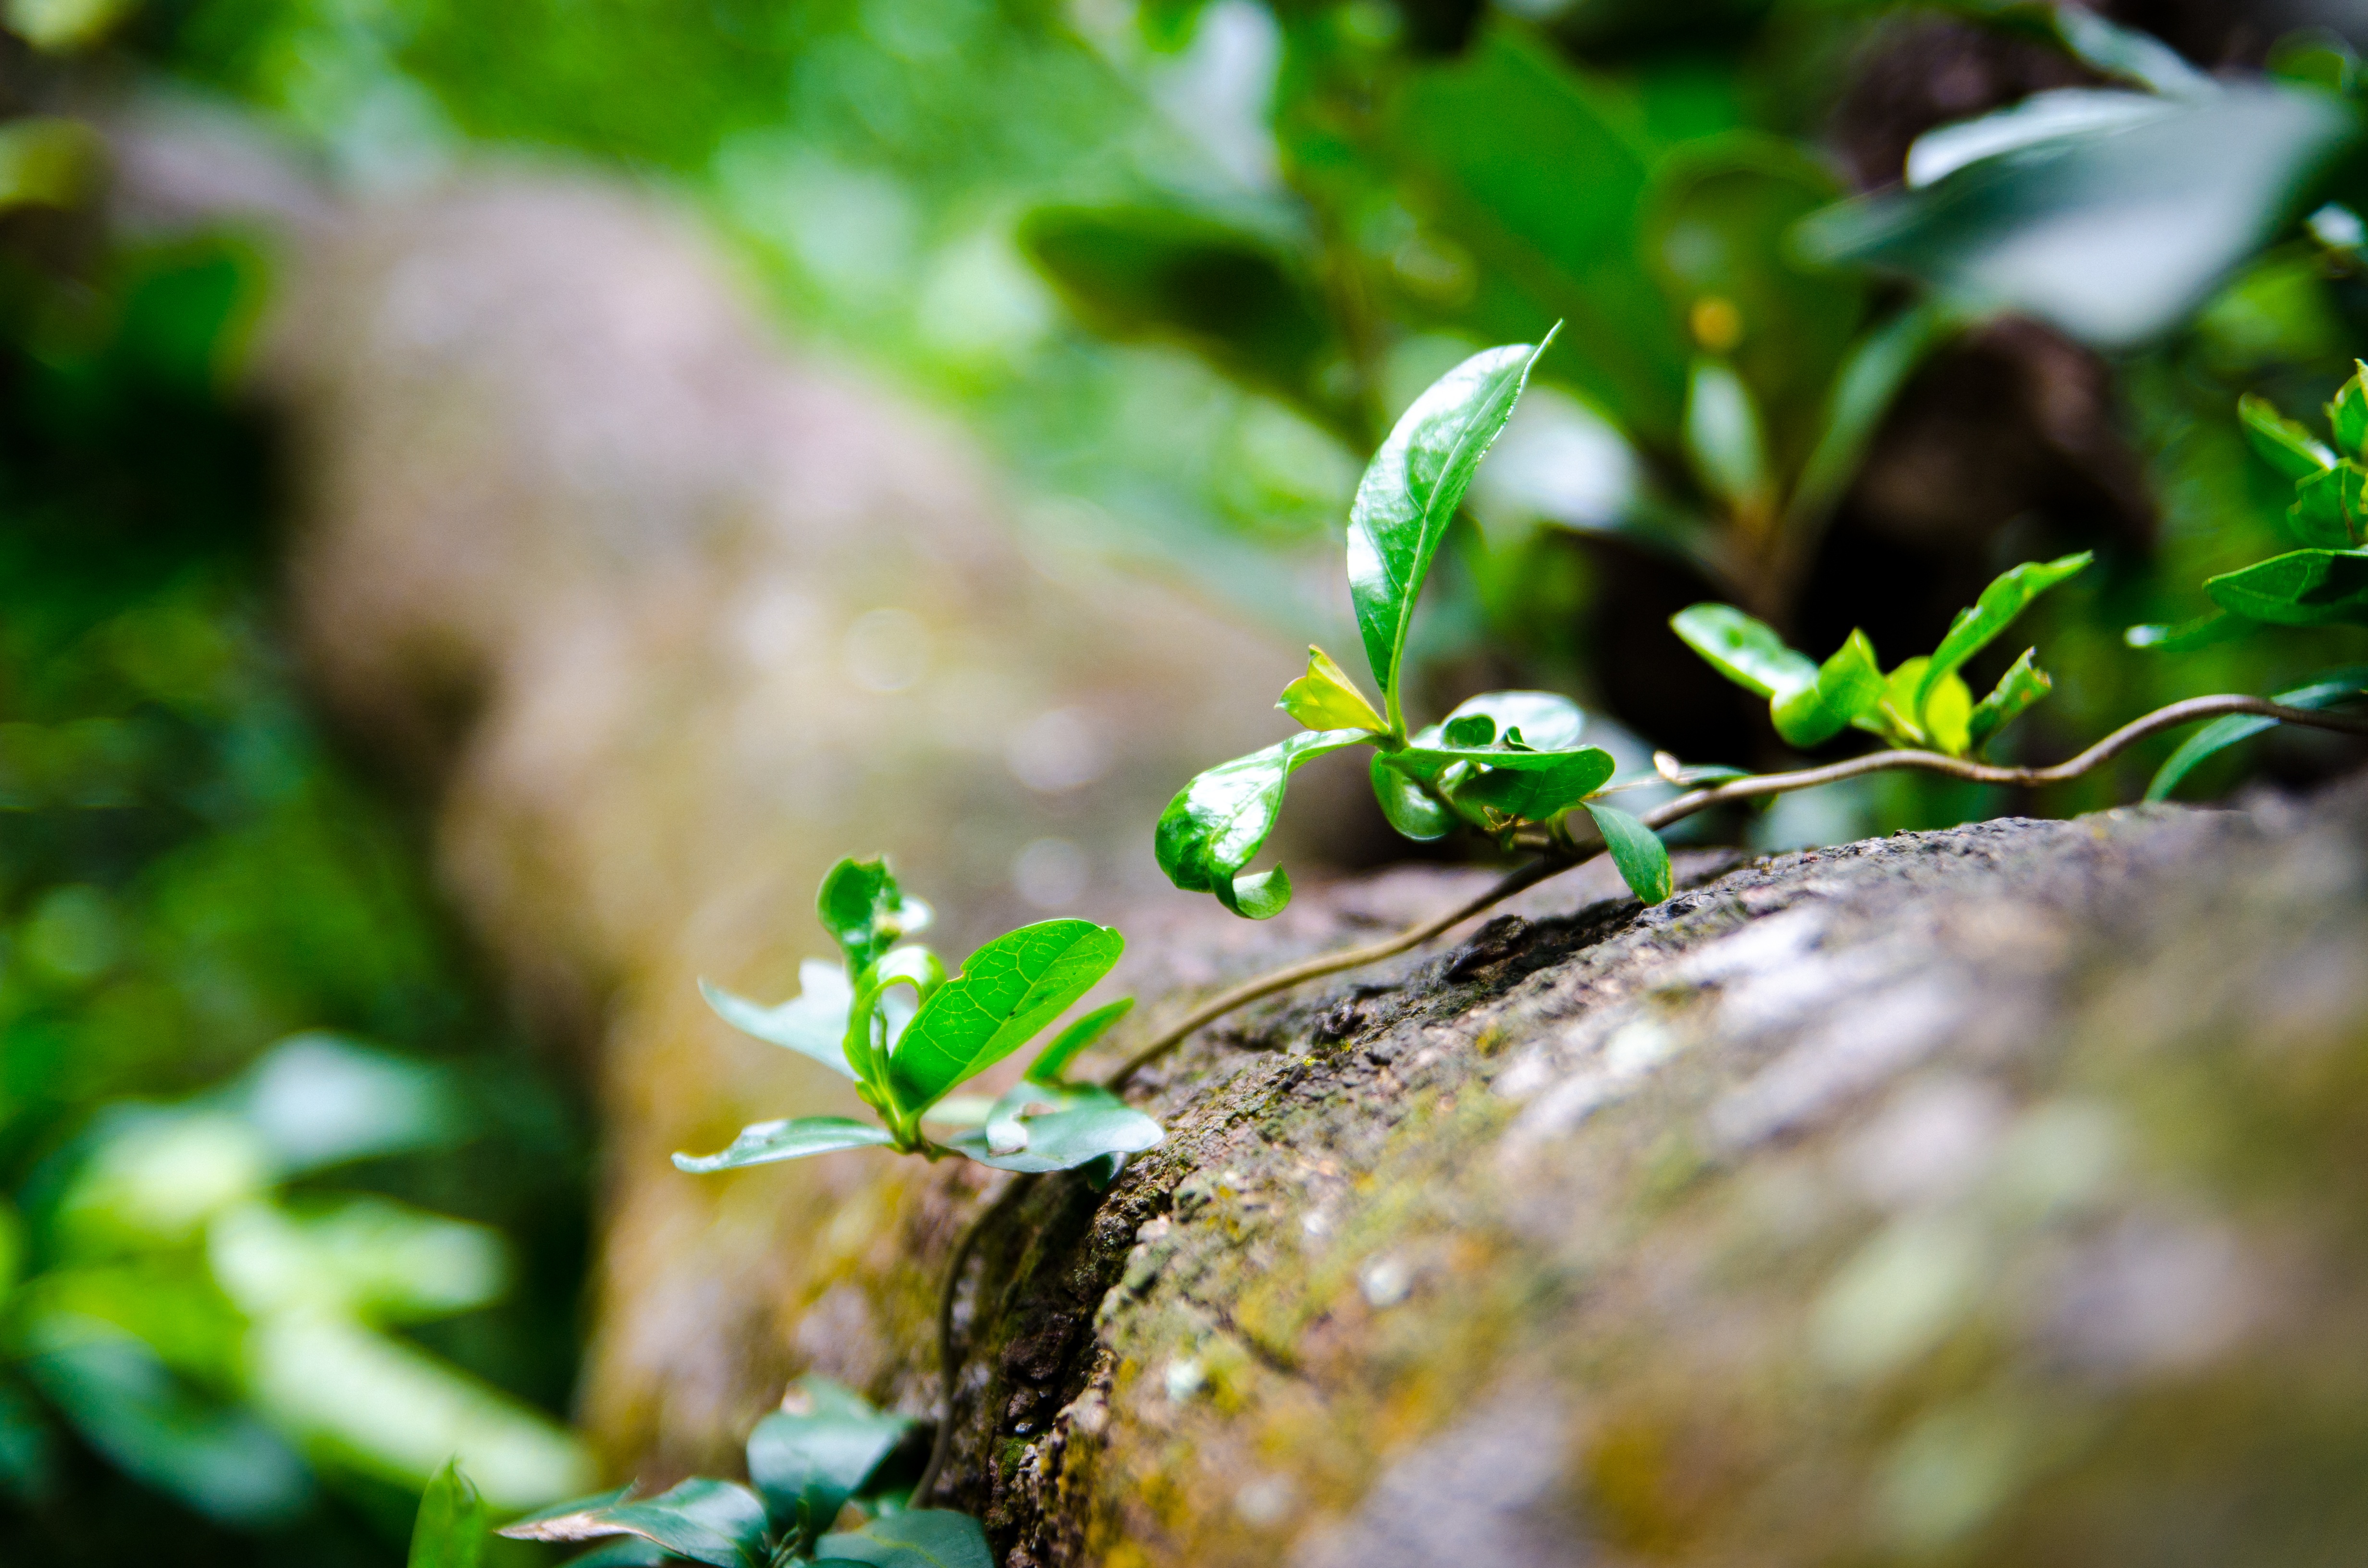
(501, 1479, 770, 1568)
(2206, 548, 2368, 626)
(1770, 683, 1848, 749)
(1670, 604, 1820, 700)
(2288, 462, 2365, 548)
(1347, 333, 1555, 716)
(700, 965, 857, 1080)
(746, 1380, 912, 1547)
(672, 1117, 896, 1175)
(815, 1508, 995, 1568)
(1583, 803, 1673, 906)
(1369, 754, 1455, 842)
(1278, 646, 1386, 734)
(946, 1086, 1163, 1174)
(2239, 392, 2335, 478)
(1436, 690, 1586, 751)
(1815, 631, 1887, 725)
(1966, 648, 2053, 750)
(1026, 997, 1134, 1086)
(1447, 748, 1618, 821)
(2146, 665, 2368, 800)
(1682, 358, 1769, 510)
(1917, 551, 2092, 715)
(2330, 360, 2368, 458)
(408, 1459, 488, 1568)
(1156, 731, 1370, 918)
(817, 859, 931, 974)
(888, 921, 1125, 1112)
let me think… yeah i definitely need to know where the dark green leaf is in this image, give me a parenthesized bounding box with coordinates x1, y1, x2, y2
(1966, 648, 2052, 750)
(1278, 647, 1386, 734)
(2206, 548, 2368, 626)
(1670, 604, 1819, 700)
(1025, 998, 1134, 1086)
(2146, 665, 2368, 800)
(2288, 462, 2365, 548)
(2330, 360, 2368, 458)
(888, 922, 1125, 1112)
(1583, 803, 1673, 905)
(1917, 551, 2092, 714)
(1815, 630, 1887, 725)
(817, 859, 931, 974)
(945, 1089, 1163, 1174)
(2239, 392, 2335, 479)
(562, 1541, 672, 1568)
(500, 1479, 771, 1568)
(1156, 731, 1370, 918)
(1369, 754, 1455, 842)
(1347, 334, 1555, 714)
(814, 1508, 995, 1568)
(672, 1117, 896, 1175)
(1446, 748, 1617, 821)
(408, 1459, 488, 1568)
(1435, 691, 1586, 751)
(700, 966, 857, 1080)
(746, 1384, 912, 1547)
(1440, 712, 1495, 747)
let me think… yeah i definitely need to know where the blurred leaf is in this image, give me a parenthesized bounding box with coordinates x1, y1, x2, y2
(746, 1383, 911, 1547)
(1370, 752, 1455, 841)
(815, 1508, 995, 1568)
(700, 964, 858, 1080)
(562, 1543, 673, 1568)
(817, 858, 931, 974)
(208, 1196, 508, 1323)
(2239, 391, 2334, 478)
(2146, 665, 2368, 799)
(410, 1459, 490, 1568)
(0, 1379, 53, 1501)
(1582, 803, 1673, 905)
(1799, 86, 2358, 348)
(1348, 334, 1554, 716)
(1026, 997, 1134, 1085)
(1681, 357, 1767, 511)
(1917, 551, 2092, 715)
(1815, 630, 1887, 725)
(1670, 603, 1817, 700)
(1967, 648, 2053, 750)
(888, 921, 1124, 1112)
(1156, 730, 1369, 918)
(2206, 548, 2368, 626)
(1788, 303, 1956, 528)
(672, 1117, 896, 1175)
(231, 1034, 464, 1174)
(1922, 667, 1975, 757)
(2328, 360, 2368, 457)
(2124, 611, 2245, 651)
(1770, 681, 1847, 749)
(4, 0, 130, 52)
(1278, 646, 1387, 734)
(2288, 462, 2364, 548)
(1905, 89, 2175, 188)
(945, 1089, 1163, 1174)
(502, 1478, 771, 1568)
(0, 117, 101, 208)
(872, 945, 946, 1004)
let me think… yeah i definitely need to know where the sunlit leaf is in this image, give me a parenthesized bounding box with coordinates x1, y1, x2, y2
(501, 1478, 770, 1568)
(1278, 646, 1387, 734)
(671, 1118, 895, 1175)
(1156, 731, 1370, 918)
(815, 1507, 996, 1568)
(888, 921, 1124, 1112)
(1922, 667, 1974, 757)
(700, 965, 856, 1080)
(409, 1459, 489, 1568)
(2240, 391, 2335, 478)
(1916, 551, 2092, 715)
(1670, 604, 1819, 700)
(1966, 648, 2052, 751)
(1025, 997, 1134, 1086)
(2205, 547, 2368, 625)
(2145, 665, 2368, 799)
(1582, 803, 1673, 905)
(746, 1380, 912, 1549)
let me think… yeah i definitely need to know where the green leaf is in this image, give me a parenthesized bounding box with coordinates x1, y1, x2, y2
(1917, 551, 2092, 715)
(1278, 647, 1387, 735)
(408, 1459, 488, 1568)
(814, 1508, 995, 1568)
(1922, 667, 1974, 758)
(872, 946, 945, 1001)
(1682, 358, 1769, 509)
(2145, 665, 2368, 800)
(560, 1541, 672, 1567)
(2124, 612, 2245, 651)
(672, 1117, 896, 1175)
(746, 1382, 912, 1548)
(1670, 604, 1820, 700)
(700, 965, 857, 1080)
(500, 1479, 771, 1568)
(1155, 731, 1370, 918)
(1966, 648, 2053, 751)
(1025, 997, 1134, 1086)
(946, 1086, 1163, 1174)
(1444, 748, 1617, 821)
(2206, 548, 2368, 626)
(2288, 462, 2365, 548)
(2239, 392, 2335, 478)
(1583, 803, 1673, 906)
(1815, 631, 1887, 725)
(2330, 360, 2368, 458)
(1369, 754, 1455, 842)
(1770, 683, 1848, 750)
(817, 859, 933, 974)
(1435, 690, 1585, 751)
(1347, 333, 1556, 718)
(887, 922, 1125, 1112)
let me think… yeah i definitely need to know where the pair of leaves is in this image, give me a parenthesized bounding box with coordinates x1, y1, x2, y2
(1675, 552, 2091, 757)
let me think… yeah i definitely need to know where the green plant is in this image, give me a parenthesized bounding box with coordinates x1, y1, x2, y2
(680, 858, 1159, 1181)
(1156, 333, 1679, 917)
(1673, 551, 2094, 758)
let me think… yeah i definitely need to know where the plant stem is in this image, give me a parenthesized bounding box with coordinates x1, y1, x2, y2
(914, 1173, 1038, 1505)
(1104, 696, 2368, 1089)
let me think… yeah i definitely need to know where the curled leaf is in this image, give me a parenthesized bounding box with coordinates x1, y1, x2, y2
(1278, 647, 1386, 734)
(1966, 648, 2053, 751)
(2288, 462, 2366, 548)
(1156, 730, 1369, 918)
(2240, 392, 2335, 478)
(950, 1084, 1163, 1173)
(1917, 551, 2092, 715)
(817, 858, 932, 973)
(1369, 753, 1455, 841)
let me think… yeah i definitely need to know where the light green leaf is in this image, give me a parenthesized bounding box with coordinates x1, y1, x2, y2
(1966, 648, 2052, 751)
(1583, 803, 1673, 905)
(2239, 391, 2335, 478)
(1026, 998, 1134, 1086)
(2206, 547, 2368, 626)
(872, 946, 945, 1001)
(1156, 731, 1370, 918)
(888, 922, 1125, 1112)
(815, 1508, 995, 1568)
(500, 1479, 771, 1568)
(2288, 462, 2365, 548)
(1347, 333, 1556, 717)
(1682, 358, 1769, 509)
(1670, 604, 1820, 700)
(2330, 359, 2368, 458)
(700, 965, 857, 1080)
(2146, 665, 2368, 799)
(1369, 754, 1455, 841)
(1815, 630, 1887, 725)
(2124, 612, 2245, 651)
(746, 1381, 913, 1548)
(1923, 667, 1974, 758)
(672, 1117, 896, 1175)
(408, 1459, 488, 1568)
(1278, 647, 1386, 735)
(1917, 551, 2092, 714)
(948, 1085, 1163, 1174)
(1770, 683, 1848, 749)
(817, 859, 932, 974)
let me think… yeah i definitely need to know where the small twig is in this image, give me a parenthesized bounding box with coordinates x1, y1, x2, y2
(913, 1174, 1037, 1505)
(1103, 697, 2368, 1089)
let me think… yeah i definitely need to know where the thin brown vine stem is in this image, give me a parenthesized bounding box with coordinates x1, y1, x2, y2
(1103, 697, 2368, 1090)
(914, 1173, 1038, 1505)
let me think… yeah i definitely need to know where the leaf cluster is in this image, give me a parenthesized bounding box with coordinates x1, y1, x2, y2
(1675, 552, 2093, 759)
(681, 859, 1158, 1182)
(1155, 338, 1677, 915)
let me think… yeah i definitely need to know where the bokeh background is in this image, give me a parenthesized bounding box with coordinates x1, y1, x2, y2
(7, 0, 2368, 1561)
